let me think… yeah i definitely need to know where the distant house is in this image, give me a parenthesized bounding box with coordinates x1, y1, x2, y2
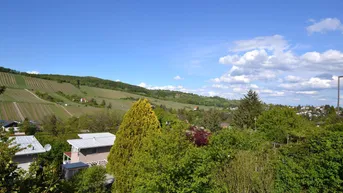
(80, 98, 88, 103)
(193, 106, 199, 111)
(63, 132, 115, 166)
(2, 121, 20, 133)
(62, 132, 115, 179)
(62, 162, 89, 180)
(230, 107, 238, 111)
(11, 135, 49, 171)
(220, 122, 230, 129)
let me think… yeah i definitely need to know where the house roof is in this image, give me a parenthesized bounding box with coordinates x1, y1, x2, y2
(78, 132, 114, 139)
(67, 133, 115, 149)
(3, 121, 19, 128)
(64, 152, 72, 158)
(10, 135, 46, 156)
(62, 162, 89, 169)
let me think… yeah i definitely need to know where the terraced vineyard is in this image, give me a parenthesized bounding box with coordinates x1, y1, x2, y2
(0, 102, 21, 120)
(82, 86, 141, 99)
(0, 72, 22, 88)
(65, 106, 103, 117)
(0, 88, 47, 103)
(0, 72, 82, 95)
(16, 103, 70, 121)
(83, 86, 212, 110)
(0, 70, 221, 122)
(23, 76, 82, 95)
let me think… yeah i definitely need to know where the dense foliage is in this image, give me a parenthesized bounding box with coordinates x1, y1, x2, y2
(0, 131, 21, 192)
(233, 89, 264, 129)
(107, 98, 161, 192)
(35, 91, 63, 103)
(71, 166, 107, 193)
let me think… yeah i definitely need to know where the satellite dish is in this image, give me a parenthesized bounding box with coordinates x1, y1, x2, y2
(44, 144, 51, 152)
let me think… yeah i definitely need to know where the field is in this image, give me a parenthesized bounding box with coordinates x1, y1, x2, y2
(23, 76, 82, 95)
(0, 88, 48, 103)
(65, 106, 103, 117)
(0, 102, 21, 120)
(16, 103, 70, 121)
(0, 72, 220, 122)
(0, 72, 82, 95)
(0, 72, 22, 88)
(82, 86, 213, 110)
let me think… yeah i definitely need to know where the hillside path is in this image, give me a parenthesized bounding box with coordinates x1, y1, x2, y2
(24, 89, 46, 102)
(60, 105, 73, 117)
(24, 89, 73, 117)
(13, 102, 24, 121)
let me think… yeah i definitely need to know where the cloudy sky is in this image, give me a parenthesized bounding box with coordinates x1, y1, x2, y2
(1, 0, 343, 105)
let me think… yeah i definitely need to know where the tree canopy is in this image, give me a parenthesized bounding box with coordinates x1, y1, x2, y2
(233, 90, 263, 129)
(107, 98, 160, 192)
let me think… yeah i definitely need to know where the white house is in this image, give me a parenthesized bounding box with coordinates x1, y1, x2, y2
(63, 132, 115, 166)
(11, 135, 48, 171)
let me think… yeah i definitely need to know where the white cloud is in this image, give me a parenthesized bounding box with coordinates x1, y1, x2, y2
(318, 98, 327, 101)
(115, 79, 120, 82)
(301, 50, 343, 72)
(280, 76, 337, 90)
(306, 18, 343, 34)
(250, 84, 259, 89)
(173, 75, 183, 80)
(295, 91, 319, 95)
(137, 82, 190, 93)
(285, 75, 302, 82)
(212, 74, 250, 84)
(230, 35, 288, 52)
(27, 71, 39, 74)
(208, 91, 217, 97)
(138, 82, 147, 88)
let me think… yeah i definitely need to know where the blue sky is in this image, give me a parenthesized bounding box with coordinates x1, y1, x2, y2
(1, 0, 343, 106)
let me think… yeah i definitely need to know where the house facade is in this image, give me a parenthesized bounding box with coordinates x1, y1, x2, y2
(11, 135, 48, 171)
(63, 132, 115, 166)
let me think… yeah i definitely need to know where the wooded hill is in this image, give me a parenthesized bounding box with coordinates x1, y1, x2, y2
(0, 66, 238, 108)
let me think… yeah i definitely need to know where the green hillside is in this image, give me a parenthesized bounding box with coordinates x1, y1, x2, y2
(0, 67, 237, 122)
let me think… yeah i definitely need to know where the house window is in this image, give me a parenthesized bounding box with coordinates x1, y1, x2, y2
(89, 148, 97, 154)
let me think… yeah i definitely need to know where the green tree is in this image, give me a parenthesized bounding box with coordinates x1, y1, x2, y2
(275, 130, 343, 193)
(107, 98, 160, 193)
(233, 90, 263, 129)
(21, 118, 37, 135)
(72, 166, 107, 193)
(78, 110, 123, 133)
(257, 107, 313, 144)
(42, 114, 60, 136)
(101, 99, 106, 107)
(0, 86, 6, 95)
(0, 130, 21, 192)
(20, 161, 62, 193)
(201, 108, 222, 132)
